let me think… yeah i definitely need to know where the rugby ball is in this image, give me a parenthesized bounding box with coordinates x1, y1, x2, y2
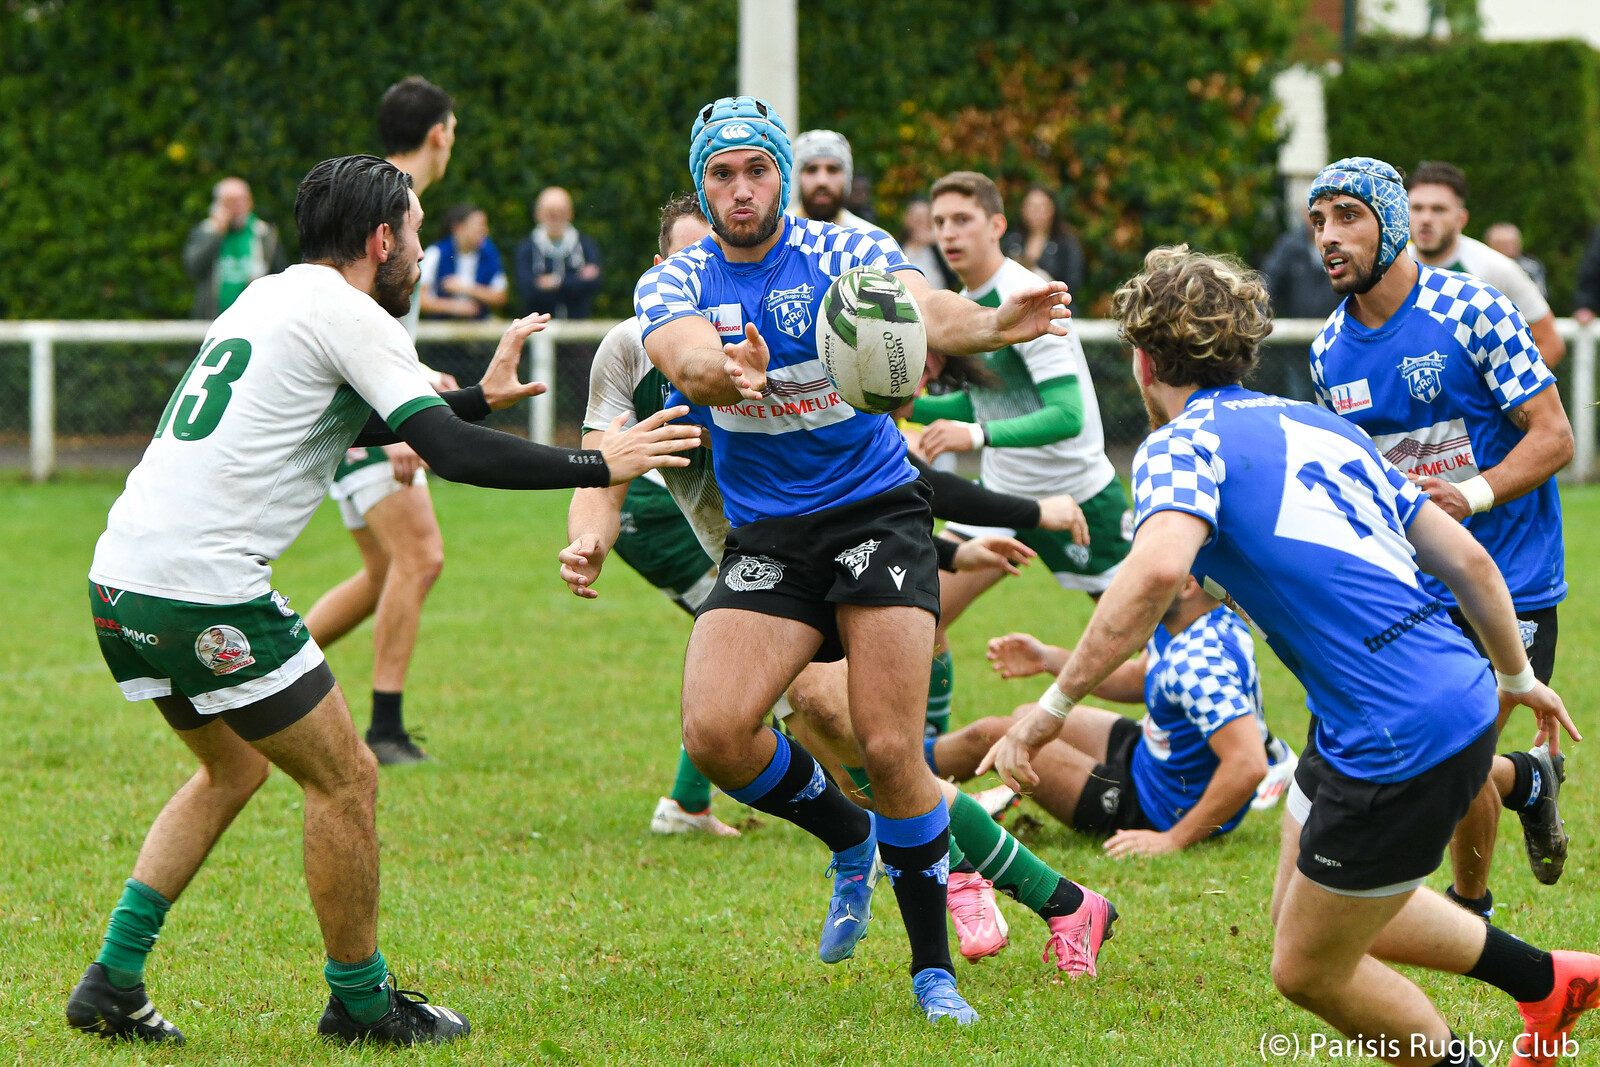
(817, 265, 927, 415)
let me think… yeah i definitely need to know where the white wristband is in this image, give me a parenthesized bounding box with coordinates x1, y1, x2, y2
(968, 422, 987, 450)
(1457, 475, 1495, 515)
(1038, 683, 1073, 719)
(1495, 663, 1537, 695)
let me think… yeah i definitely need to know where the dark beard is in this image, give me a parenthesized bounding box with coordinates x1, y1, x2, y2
(801, 188, 840, 222)
(710, 198, 783, 248)
(374, 252, 417, 317)
(1329, 247, 1381, 296)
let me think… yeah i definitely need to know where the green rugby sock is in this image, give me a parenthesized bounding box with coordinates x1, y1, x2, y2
(669, 746, 713, 813)
(949, 790, 1062, 916)
(95, 879, 171, 990)
(326, 950, 392, 1025)
(925, 649, 953, 735)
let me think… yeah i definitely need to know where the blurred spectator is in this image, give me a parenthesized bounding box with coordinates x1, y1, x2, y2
(1001, 185, 1086, 299)
(1484, 222, 1549, 299)
(899, 197, 955, 290)
(1407, 161, 1564, 366)
(419, 204, 508, 319)
(845, 171, 879, 225)
(792, 130, 870, 230)
(182, 177, 287, 318)
(514, 186, 602, 319)
(1260, 211, 1341, 401)
(1577, 225, 1600, 325)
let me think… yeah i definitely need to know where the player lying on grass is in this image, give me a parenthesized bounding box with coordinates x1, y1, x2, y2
(930, 576, 1286, 857)
(71, 155, 699, 1049)
(981, 245, 1592, 1067)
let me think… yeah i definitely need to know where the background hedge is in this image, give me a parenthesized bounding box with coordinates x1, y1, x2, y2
(0, 0, 1303, 322)
(1327, 37, 1600, 312)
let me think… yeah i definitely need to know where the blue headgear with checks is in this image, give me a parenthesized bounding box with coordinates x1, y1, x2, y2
(689, 96, 793, 221)
(1308, 156, 1409, 288)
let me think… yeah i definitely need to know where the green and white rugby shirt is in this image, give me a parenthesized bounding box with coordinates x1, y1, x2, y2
(584, 317, 729, 561)
(964, 257, 1115, 502)
(90, 264, 446, 604)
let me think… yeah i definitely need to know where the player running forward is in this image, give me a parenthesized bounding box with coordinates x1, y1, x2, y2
(984, 246, 1593, 1067)
(1308, 157, 1573, 921)
(304, 76, 461, 765)
(913, 171, 1130, 738)
(635, 97, 1089, 1024)
(935, 578, 1280, 856)
(70, 155, 699, 1048)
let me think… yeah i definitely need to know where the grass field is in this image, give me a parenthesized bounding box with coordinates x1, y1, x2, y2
(2, 473, 1597, 1066)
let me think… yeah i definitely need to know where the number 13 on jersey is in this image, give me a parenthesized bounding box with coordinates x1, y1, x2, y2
(154, 338, 252, 441)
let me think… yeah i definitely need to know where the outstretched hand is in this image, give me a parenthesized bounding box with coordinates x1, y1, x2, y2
(986, 633, 1055, 679)
(993, 278, 1072, 347)
(480, 314, 553, 410)
(558, 534, 606, 600)
(1501, 681, 1581, 756)
(1035, 493, 1090, 546)
(723, 322, 770, 401)
(951, 534, 1035, 577)
(598, 407, 702, 485)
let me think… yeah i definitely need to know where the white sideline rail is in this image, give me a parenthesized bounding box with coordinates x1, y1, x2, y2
(2, 318, 1594, 485)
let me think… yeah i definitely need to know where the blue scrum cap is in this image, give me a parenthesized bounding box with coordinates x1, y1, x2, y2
(689, 96, 793, 219)
(1308, 156, 1409, 273)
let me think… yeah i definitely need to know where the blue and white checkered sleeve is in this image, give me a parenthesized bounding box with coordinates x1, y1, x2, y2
(1376, 448, 1426, 527)
(1165, 630, 1255, 737)
(633, 258, 705, 338)
(1465, 287, 1555, 412)
(846, 225, 917, 275)
(1132, 426, 1220, 535)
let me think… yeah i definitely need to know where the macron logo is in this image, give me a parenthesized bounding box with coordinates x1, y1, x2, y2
(888, 566, 907, 590)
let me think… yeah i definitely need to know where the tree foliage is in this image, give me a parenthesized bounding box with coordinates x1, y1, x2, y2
(1, 0, 1301, 320)
(1328, 38, 1600, 311)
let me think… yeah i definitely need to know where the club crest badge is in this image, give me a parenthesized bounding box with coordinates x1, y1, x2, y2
(270, 590, 295, 617)
(195, 625, 256, 676)
(767, 283, 815, 339)
(1065, 542, 1091, 568)
(835, 539, 881, 579)
(1518, 619, 1539, 649)
(1100, 786, 1122, 814)
(724, 555, 784, 592)
(1399, 351, 1449, 404)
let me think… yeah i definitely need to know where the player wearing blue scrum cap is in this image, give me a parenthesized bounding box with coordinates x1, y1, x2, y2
(633, 96, 1094, 1025)
(982, 245, 1593, 1067)
(1306, 156, 1575, 923)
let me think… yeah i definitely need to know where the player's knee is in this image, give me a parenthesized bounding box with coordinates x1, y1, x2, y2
(1269, 952, 1327, 1007)
(680, 713, 747, 775)
(972, 716, 1013, 745)
(855, 728, 918, 777)
(395, 542, 444, 587)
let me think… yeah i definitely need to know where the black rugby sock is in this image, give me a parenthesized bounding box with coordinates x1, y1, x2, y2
(878, 804, 955, 977)
(1464, 925, 1555, 1003)
(1501, 750, 1538, 810)
(369, 690, 403, 739)
(726, 729, 871, 853)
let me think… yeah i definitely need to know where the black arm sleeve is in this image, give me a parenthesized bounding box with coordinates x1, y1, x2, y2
(935, 537, 959, 573)
(351, 385, 493, 446)
(909, 455, 1041, 529)
(391, 404, 610, 489)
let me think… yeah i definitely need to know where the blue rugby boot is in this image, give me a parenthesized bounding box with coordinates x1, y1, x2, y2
(912, 967, 979, 1025)
(818, 822, 879, 963)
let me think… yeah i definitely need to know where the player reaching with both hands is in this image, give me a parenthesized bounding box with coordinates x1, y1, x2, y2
(70, 155, 698, 1049)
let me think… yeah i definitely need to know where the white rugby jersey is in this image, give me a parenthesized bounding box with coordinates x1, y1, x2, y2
(90, 264, 445, 603)
(584, 317, 730, 560)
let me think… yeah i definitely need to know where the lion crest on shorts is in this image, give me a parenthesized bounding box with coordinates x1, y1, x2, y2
(834, 539, 881, 580)
(723, 555, 784, 592)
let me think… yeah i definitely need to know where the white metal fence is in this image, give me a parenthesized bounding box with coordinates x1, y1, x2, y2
(1, 317, 1594, 484)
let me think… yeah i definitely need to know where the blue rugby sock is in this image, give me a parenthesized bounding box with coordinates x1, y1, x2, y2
(727, 729, 869, 853)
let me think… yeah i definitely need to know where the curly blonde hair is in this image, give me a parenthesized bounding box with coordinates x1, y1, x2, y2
(1111, 245, 1272, 388)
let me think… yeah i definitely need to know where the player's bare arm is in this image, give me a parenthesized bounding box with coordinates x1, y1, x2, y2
(895, 267, 1070, 357)
(1415, 388, 1573, 520)
(979, 510, 1208, 792)
(1105, 715, 1267, 858)
(1408, 501, 1580, 750)
(643, 314, 766, 405)
(559, 435, 632, 599)
(986, 634, 1148, 701)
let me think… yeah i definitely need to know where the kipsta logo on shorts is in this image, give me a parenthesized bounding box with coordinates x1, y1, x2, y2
(724, 555, 784, 592)
(195, 625, 256, 676)
(767, 283, 815, 339)
(835, 539, 881, 579)
(719, 123, 753, 140)
(1399, 351, 1448, 403)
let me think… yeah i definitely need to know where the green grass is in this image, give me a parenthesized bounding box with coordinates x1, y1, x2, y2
(3, 475, 1598, 1066)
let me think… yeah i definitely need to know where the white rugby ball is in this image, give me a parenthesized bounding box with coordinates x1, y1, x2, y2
(816, 265, 927, 415)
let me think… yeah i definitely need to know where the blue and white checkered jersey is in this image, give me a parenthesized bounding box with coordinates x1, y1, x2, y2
(1132, 385, 1495, 783)
(1131, 605, 1264, 835)
(1310, 265, 1564, 612)
(634, 215, 920, 527)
